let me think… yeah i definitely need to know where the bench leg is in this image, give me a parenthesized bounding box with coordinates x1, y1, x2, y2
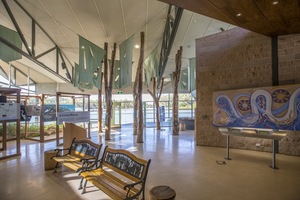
(81, 179, 88, 194)
(78, 177, 84, 190)
(52, 162, 59, 173)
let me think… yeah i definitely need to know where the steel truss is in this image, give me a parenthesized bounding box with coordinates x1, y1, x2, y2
(157, 4, 183, 87)
(0, 0, 73, 84)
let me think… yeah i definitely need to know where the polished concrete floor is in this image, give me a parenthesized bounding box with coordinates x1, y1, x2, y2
(1, 127, 300, 200)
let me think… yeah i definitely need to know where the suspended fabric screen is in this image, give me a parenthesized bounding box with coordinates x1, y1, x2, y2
(179, 68, 189, 91)
(76, 36, 105, 89)
(144, 45, 159, 87)
(189, 58, 196, 92)
(0, 25, 22, 62)
(119, 35, 134, 89)
(113, 60, 121, 89)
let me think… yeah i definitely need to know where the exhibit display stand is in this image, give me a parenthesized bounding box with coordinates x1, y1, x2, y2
(56, 92, 90, 146)
(0, 88, 21, 160)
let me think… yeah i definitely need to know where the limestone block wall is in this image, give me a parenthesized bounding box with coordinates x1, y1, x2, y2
(195, 27, 300, 156)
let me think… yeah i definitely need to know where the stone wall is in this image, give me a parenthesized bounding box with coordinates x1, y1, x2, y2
(195, 27, 300, 156)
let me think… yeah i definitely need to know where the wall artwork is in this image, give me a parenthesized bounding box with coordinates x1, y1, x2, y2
(212, 84, 300, 130)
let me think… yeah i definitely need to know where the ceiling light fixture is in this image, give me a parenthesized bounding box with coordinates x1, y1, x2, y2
(236, 13, 242, 17)
(272, 1, 279, 5)
(134, 44, 140, 49)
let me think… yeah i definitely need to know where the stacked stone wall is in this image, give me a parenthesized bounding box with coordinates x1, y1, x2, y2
(195, 27, 300, 156)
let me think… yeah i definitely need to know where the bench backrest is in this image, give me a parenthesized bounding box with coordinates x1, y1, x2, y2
(69, 138, 102, 159)
(101, 146, 151, 183)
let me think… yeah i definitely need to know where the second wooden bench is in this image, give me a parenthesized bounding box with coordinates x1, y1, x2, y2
(80, 146, 151, 200)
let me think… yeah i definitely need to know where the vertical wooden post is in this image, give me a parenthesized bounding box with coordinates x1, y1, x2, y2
(56, 93, 60, 146)
(104, 43, 116, 140)
(40, 94, 45, 143)
(87, 95, 91, 139)
(98, 73, 103, 133)
(24, 97, 28, 138)
(172, 46, 182, 135)
(2, 121, 7, 150)
(16, 90, 21, 154)
(137, 32, 145, 143)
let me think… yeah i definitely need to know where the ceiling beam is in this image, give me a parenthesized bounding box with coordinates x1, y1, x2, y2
(157, 5, 183, 86)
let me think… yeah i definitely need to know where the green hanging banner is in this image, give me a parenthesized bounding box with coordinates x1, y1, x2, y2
(119, 35, 134, 88)
(179, 68, 189, 91)
(189, 58, 196, 92)
(0, 25, 22, 62)
(144, 44, 159, 87)
(113, 60, 121, 89)
(78, 36, 105, 89)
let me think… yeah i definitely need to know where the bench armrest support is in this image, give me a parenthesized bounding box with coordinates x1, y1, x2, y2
(124, 179, 144, 199)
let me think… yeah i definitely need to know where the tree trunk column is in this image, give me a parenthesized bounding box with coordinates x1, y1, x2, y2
(172, 46, 182, 135)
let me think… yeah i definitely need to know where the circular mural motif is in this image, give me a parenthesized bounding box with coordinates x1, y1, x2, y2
(271, 89, 291, 103)
(237, 99, 251, 111)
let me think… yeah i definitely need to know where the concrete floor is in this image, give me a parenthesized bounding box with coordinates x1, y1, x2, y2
(0, 127, 300, 200)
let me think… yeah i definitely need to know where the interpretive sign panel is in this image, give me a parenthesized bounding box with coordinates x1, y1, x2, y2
(42, 104, 75, 122)
(25, 105, 40, 116)
(57, 111, 90, 124)
(0, 103, 19, 121)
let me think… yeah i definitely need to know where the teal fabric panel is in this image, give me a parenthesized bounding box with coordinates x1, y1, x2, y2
(0, 25, 22, 62)
(189, 58, 196, 92)
(78, 36, 105, 89)
(144, 45, 159, 87)
(119, 35, 133, 88)
(179, 68, 189, 91)
(73, 63, 79, 87)
(113, 60, 121, 89)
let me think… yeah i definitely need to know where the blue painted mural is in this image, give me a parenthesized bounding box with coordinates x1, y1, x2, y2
(212, 85, 300, 130)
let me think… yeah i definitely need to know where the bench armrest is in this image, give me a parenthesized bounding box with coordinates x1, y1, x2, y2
(52, 148, 70, 157)
(77, 158, 99, 173)
(123, 179, 144, 199)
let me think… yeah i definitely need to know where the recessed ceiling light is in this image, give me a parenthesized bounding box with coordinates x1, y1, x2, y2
(236, 13, 242, 17)
(134, 44, 140, 49)
(272, 1, 279, 5)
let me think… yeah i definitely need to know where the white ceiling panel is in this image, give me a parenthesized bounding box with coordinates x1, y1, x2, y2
(0, 0, 235, 94)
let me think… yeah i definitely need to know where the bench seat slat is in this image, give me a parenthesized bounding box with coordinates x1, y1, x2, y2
(82, 169, 139, 200)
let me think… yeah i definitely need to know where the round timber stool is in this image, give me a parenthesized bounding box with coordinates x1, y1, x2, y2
(149, 185, 176, 200)
(44, 150, 57, 170)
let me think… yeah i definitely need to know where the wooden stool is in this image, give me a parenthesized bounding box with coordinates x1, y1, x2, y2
(44, 150, 57, 170)
(149, 185, 176, 200)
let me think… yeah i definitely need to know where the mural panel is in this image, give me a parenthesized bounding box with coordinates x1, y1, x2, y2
(212, 85, 300, 130)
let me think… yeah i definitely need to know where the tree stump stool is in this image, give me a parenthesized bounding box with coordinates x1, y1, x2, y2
(44, 150, 57, 170)
(149, 185, 176, 200)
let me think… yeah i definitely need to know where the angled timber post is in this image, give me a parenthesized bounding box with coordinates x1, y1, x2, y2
(98, 72, 104, 133)
(133, 32, 144, 142)
(172, 46, 182, 135)
(147, 77, 164, 130)
(104, 43, 116, 140)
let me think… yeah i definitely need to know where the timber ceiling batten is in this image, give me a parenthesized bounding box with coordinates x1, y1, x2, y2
(159, 0, 300, 36)
(93, 0, 109, 44)
(180, 12, 194, 45)
(66, 0, 89, 40)
(38, 0, 77, 54)
(120, 0, 128, 39)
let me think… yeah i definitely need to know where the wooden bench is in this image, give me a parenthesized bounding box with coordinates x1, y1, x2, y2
(51, 138, 102, 188)
(80, 146, 151, 200)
